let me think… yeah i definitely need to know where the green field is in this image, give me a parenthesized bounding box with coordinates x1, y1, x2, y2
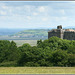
(10, 40, 37, 46)
(0, 67, 75, 74)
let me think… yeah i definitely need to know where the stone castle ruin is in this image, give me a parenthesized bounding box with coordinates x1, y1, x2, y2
(48, 25, 75, 40)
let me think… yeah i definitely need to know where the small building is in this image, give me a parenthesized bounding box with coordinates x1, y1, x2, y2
(48, 25, 75, 40)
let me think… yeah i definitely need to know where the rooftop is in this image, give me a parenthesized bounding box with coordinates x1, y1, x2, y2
(65, 29, 75, 32)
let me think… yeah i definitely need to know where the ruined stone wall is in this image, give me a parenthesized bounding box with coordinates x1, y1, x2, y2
(48, 29, 64, 39)
(48, 25, 75, 40)
(64, 32, 75, 40)
(48, 31, 61, 39)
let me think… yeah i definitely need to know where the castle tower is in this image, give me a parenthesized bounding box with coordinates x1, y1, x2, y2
(57, 25, 64, 39)
(57, 25, 62, 29)
(48, 25, 64, 39)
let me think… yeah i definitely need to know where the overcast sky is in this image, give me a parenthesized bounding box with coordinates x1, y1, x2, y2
(0, 1, 75, 29)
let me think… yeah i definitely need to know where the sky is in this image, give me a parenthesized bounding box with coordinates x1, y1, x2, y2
(0, 1, 75, 29)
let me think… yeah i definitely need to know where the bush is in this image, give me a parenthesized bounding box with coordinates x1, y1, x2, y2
(25, 62, 39, 67)
(0, 61, 17, 67)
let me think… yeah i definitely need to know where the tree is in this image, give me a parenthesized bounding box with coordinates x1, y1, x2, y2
(0, 40, 10, 63)
(17, 51, 35, 66)
(68, 54, 75, 67)
(60, 39, 71, 50)
(67, 45, 75, 54)
(8, 41, 20, 61)
(37, 39, 43, 48)
(51, 49, 68, 66)
(18, 43, 31, 52)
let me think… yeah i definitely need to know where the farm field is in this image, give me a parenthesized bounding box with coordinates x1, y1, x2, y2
(0, 67, 75, 74)
(9, 40, 37, 46)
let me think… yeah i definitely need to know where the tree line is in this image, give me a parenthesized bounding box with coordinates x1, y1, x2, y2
(0, 36, 75, 67)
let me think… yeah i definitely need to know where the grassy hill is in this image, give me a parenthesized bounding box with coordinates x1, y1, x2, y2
(11, 29, 49, 40)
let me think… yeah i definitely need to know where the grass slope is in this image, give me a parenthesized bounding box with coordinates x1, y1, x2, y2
(0, 67, 75, 74)
(13, 29, 49, 40)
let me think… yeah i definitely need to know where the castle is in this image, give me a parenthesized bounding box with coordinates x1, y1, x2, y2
(48, 25, 75, 40)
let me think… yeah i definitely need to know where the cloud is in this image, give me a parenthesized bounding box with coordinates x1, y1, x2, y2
(53, 16, 68, 22)
(0, 3, 5, 7)
(59, 9, 65, 15)
(0, 3, 13, 16)
(1, 5, 9, 9)
(42, 17, 48, 21)
(38, 6, 46, 12)
(33, 12, 38, 16)
(0, 10, 7, 15)
(27, 16, 32, 20)
(15, 6, 21, 10)
(61, 16, 67, 21)
(24, 5, 31, 12)
(24, 5, 36, 13)
(0, 2, 75, 28)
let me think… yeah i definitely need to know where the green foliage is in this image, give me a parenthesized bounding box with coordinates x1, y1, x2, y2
(0, 61, 17, 67)
(7, 41, 20, 61)
(18, 43, 31, 52)
(68, 54, 75, 66)
(51, 49, 68, 66)
(36, 36, 75, 67)
(0, 40, 20, 66)
(0, 40, 10, 63)
(0, 36, 75, 67)
(67, 44, 75, 54)
(25, 62, 39, 67)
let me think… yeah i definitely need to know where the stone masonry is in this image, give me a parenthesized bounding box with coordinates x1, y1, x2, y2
(48, 25, 75, 40)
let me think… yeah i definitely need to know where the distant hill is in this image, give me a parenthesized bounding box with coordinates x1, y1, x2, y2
(11, 29, 50, 40)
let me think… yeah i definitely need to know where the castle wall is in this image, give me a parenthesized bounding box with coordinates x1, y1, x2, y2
(64, 32, 75, 40)
(48, 30, 61, 39)
(48, 29, 64, 39)
(48, 25, 75, 40)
